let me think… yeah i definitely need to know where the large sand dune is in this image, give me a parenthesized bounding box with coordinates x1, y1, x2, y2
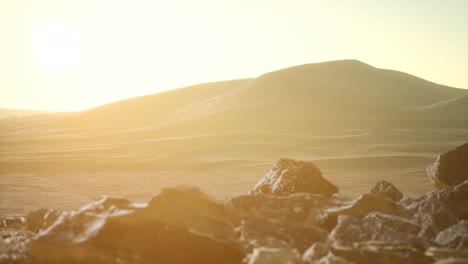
(1, 60, 467, 215)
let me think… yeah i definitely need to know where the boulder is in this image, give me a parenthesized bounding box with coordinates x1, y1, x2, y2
(0, 229, 31, 264)
(427, 143, 468, 188)
(1, 216, 26, 229)
(26, 208, 61, 233)
(316, 253, 350, 264)
(435, 220, 468, 249)
(407, 180, 468, 239)
(302, 242, 330, 263)
(322, 193, 411, 230)
(329, 213, 431, 250)
(29, 187, 244, 264)
(329, 214, 433, 264)
(246, 247, 301, 264)
(426, 247, 468, 261)
(369, 180, 403, 201)
(227, 193, 329, 251)
(251, 158, 339, 197)
(433, 259, 468, 264)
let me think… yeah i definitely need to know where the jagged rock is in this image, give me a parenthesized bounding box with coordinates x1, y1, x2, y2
(228, 192, 331, 226)
(369, 180, 403, 201)
(26, 208, 61, 233)
(426, 247, 468, 261)
(329, 214, 433, 263)
(227, 193, 329, 251)
(329, 213, 431, 250)
(400, 196, 417, 208)
(322, 193, 411, 230)
(427, 143, 468, 188)
(246, 247, 301, 264)
(337, 240, 435, 264)
(435, 220, 468, 249)
(0, 229, 32, 264)
(316, 252, 350, 264)
(251, 158, 339, 197)
(29, 187, 244, 264)
(239, 215, 328, 252)
(407, 180, 468, 239)
(433, 259, 468, 264)
(302, 242, 330, 263)
(1, 216, 26, 229)
(147, 186, 238, 241)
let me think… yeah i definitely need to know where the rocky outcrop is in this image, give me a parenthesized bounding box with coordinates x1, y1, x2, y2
(329, 213, 431, 250)
(369, 180, 403, 201)
(246, 247, 301, 264)
(302, 242, 330, 263)
(28, 188, 244, 264)
(328, 212, 434, 263)
(2, 157, 468, 263)
(322, 193, 411, 230)
(435, 220, 468, 249)
(251, 158, 339, 197)
(227, 193, 330, 251)
(427, 143, 468, 188)
(407, 180, 468, 239)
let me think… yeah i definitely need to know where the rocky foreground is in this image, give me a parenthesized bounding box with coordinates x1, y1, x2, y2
(1, 144, 467, 264)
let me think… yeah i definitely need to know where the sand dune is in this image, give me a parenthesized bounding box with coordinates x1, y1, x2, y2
(1, 60, 467, 215)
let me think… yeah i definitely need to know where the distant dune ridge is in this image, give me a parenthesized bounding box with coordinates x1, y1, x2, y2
(1, 60, 467, 214)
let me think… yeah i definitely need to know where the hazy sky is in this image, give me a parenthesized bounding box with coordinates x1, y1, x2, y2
(1, 0, 467, 111)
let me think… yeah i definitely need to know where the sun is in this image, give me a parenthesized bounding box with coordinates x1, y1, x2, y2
(32, 21, 80, 72)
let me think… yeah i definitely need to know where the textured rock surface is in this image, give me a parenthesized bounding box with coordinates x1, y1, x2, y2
(246, 247, 301, 264)
(302, 242, 330, 263)
(316, 253, 350, 264)
(369, 180, 403, 201)
(2, 157, 468, 263)
(322, 193, 411, 230)
(329, 214, 431, 250)
(28, 188, 244, 264)
(426, 247, 468, 261)
(252, 158, 339, 197)
(435, 220, 468, 249)
(227, 193, 329, 251)
(407, 180, 468, 239)
(427, 143, 468, 188)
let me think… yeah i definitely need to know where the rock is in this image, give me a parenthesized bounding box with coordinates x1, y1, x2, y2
(302, 242, 330, 263)
(26, 208, 61, 233)
(29, 187, 245, 264)
(227, 192, 329, 251)
(426, 247, 468, 261)
(251, 158, 339, 197)
(322, 193, 411, 230)
(240, 215, 328, 252)
(1, 216, 26, 229)
(340, 240, 435, 264)
(316, 252, 350, 264)
(427, 143, 468, 188)
(407, 180, 468, 239)
(329, 213, 431, 250)
(147, 186, 238, 241)
(228, 192, 331, 226)
(369, 180, 403, 201)
(433, 259, 468, 264)
(435, 220, 468, 249)
(246, 247, 301, 264)
(0, 229, 32, 264)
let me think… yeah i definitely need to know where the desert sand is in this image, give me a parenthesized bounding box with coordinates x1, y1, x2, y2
(1, 60, 467, 216)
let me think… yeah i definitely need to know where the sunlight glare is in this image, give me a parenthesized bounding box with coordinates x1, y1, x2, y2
(32, 21, 80, 72)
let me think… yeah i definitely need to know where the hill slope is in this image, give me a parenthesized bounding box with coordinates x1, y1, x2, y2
(1, 60, 467, 209)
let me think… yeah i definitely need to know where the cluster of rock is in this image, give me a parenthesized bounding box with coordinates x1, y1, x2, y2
(1, 144, 467, 264)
